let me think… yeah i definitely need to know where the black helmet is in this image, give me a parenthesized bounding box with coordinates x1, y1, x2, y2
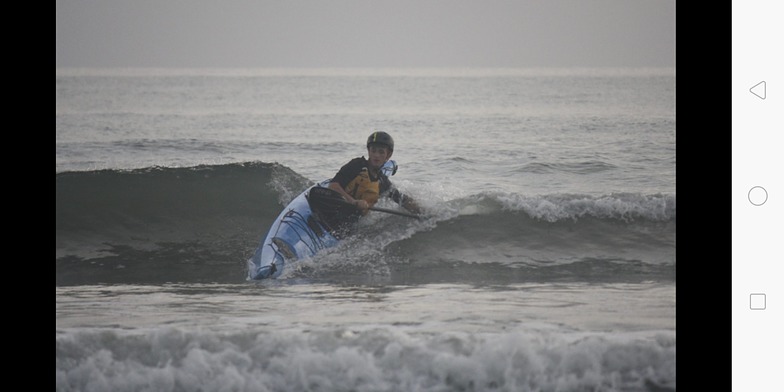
(367, 131, 394, 151)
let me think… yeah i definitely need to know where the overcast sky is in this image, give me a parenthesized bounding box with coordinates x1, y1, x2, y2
(56, 0, 675, 68)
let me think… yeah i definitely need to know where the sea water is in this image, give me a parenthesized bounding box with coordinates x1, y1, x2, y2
(56, 68, 675, 391)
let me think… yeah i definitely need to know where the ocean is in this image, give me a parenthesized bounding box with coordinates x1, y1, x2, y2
(56, 68, 676, 391)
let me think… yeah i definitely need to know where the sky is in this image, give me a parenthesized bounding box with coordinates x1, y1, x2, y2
(56, 0, 675, 69)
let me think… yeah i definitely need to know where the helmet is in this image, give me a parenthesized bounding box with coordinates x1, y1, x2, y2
(367, 131, 394, 151)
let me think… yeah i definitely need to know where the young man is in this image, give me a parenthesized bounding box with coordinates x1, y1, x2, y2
(320, 131, 421, 234)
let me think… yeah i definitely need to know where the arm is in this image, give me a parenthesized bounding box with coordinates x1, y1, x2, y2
(402, 196, 422, 215)
(328, 181, 362, 206)
(386, 184, 423, 215)
(327, 181, 353, 203)
(399, 193, 423, 215)
(328, 181, 370, 215)
(328, 158, 370, 214)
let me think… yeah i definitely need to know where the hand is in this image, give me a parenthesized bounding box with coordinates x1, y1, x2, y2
(354, 199, 370, 215)
(403, 198, 422, 215)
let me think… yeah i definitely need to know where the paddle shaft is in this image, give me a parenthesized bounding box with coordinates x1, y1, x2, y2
(309, 185, 423, 220)
(368, 205, 423, 219)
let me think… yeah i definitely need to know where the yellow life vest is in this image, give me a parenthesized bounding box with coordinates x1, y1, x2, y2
(345, 168, 380, 207)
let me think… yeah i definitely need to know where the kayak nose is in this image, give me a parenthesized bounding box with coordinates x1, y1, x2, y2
(247, 258, 269, 280)
(247, 254, 285, 280)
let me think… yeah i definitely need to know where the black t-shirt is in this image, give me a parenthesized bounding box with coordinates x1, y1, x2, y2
(312, 157, 405, 237)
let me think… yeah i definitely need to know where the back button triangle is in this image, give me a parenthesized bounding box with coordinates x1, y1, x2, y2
(750, 81, 766, 100)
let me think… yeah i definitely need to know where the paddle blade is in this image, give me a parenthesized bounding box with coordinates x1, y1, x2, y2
(381, 160, 398, 177)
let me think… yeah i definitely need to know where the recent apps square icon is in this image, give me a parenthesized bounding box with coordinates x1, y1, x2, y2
(750, 293, 766, 310)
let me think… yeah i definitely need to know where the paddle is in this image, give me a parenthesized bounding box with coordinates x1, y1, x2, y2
(367, 204, 424, 219)
(308, 186, 424, 220)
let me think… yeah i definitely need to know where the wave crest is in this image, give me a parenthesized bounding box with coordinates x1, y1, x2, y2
(446, 192, 674, 223)
(56, 162, 675, 285)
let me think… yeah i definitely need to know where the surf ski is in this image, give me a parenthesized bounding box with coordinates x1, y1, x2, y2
(247, 160, 399, 280)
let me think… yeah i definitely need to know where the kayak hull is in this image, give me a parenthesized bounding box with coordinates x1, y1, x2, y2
(247, 180, 339, 280)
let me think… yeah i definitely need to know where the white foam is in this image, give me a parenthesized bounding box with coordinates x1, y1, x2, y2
(57, 327, 675, 392)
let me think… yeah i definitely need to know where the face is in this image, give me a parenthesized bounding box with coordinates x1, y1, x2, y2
(367, 145, 392, 170)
